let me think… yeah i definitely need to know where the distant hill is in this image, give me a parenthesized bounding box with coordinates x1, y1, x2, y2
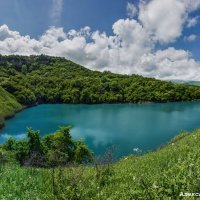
(1, 54, 200, 107)
(186, 81, 200, 87)
(170, 80, 200, 87)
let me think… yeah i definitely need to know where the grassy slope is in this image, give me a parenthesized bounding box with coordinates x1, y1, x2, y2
(0, 87, 22, 128)
(1, 129, 200, 199)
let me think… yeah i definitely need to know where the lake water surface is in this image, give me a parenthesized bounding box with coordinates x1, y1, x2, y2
(1, 102, 200, 158)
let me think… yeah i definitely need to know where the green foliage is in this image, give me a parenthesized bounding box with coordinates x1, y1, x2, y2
(1, 54, 200, 199)
(1, 54, 200, 106)
(15, 89, 36, 105)
(27, 128, 43, 154)
(15, 140, 30, 165)
(1, 129, 200, 199)
(0, 86, 22, 128)
(3, 138, 17, 151)
(2, 126, 93, 167)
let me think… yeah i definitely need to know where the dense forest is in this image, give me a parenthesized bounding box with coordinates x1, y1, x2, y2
(1, 55, 200, 199)
(1, 54, 200, 107)
(1, 54, 200, 129)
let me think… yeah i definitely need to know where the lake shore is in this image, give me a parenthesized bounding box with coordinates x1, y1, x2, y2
(1, 99, 200, 131)
(0, 106, 26, 130)
(2, 102, 200, 157)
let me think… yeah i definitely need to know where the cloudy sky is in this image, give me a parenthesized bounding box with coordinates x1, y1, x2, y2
(0, 0, 200, 81)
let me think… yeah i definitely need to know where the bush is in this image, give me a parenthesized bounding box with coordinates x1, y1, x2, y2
(3, 126, 93, 167)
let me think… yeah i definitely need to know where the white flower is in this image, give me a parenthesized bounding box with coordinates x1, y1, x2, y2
(153, 183, 159, 189)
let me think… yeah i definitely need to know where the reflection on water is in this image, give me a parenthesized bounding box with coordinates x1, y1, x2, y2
(1, 102, 200, 158)
(1, 133, 26, 140)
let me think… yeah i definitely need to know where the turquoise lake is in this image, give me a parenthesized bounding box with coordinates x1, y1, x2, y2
(1, 102, 200, 158)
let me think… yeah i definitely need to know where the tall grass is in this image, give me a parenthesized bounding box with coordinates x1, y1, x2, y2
(1, 129, 200, 199)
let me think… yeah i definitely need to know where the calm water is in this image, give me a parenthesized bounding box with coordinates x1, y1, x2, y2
(1, 102, 200, 158)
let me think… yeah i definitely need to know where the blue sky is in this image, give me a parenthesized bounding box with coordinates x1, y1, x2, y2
(0, 0, 129, 36)
(0, 0, 200, 81)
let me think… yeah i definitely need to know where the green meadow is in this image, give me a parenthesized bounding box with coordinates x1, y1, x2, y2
(1, 129, 200, 199)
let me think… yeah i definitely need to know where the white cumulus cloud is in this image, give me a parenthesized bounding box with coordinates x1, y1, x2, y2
(139, 48, 200, 80)
(138, 0, 200, 43)
(184, 34, 197, 42)
(0, 0, 200, 81)
(0, 24, 21, 40)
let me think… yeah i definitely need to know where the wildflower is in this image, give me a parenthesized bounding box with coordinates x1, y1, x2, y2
(189, 163, 194, 167)
(152, 183, 159, 189)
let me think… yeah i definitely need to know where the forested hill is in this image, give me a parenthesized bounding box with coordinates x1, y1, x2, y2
(1, 54, 200, 106)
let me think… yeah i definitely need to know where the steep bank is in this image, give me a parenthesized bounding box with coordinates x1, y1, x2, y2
(0, 87, 22, 128)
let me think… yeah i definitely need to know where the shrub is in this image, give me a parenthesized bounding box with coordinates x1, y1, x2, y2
(3, 126, 93, 167)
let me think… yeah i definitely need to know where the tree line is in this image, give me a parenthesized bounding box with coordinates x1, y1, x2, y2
(1, 54, 200, 106)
